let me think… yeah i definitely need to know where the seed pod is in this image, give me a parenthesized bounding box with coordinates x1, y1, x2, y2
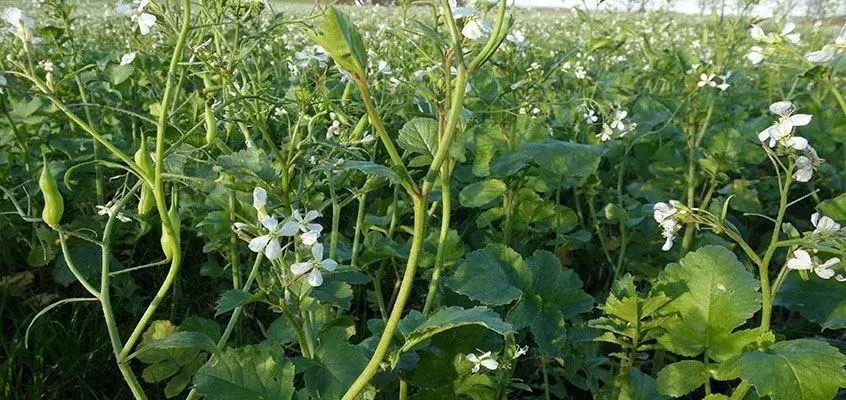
(40, 154, 64, 230)
(202, 75, 217, 147)
(159, 190, 181, 260)
(134, 137, 154, 180)
(204, 100, 216, 147)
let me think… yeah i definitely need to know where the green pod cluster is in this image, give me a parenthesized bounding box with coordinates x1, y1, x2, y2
(39, 154, 64, 230)
(135, 139, 156, 237)
(160, 190, 181, 260)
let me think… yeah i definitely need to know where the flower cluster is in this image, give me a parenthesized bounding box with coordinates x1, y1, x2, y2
(786, 213, 844, 281)
(244, 187, 335, 287)
(594, 104, 636, 142)
(746, 22, 799, 65)
(653, 200, 683, 251)
(804, 25, 845, 64)
(756, 101, 819, 182)
(115, 0, 157, 36)
(696, 71, 730, 91)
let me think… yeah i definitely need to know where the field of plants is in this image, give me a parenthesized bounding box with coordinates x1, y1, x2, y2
(1, 0, 845, 399)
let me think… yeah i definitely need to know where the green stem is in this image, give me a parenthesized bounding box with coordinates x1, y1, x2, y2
(229, 191, 241, 289)
(101, 183, 147, 400)
(757, 164, 793, 332)
(541, 356, 551, 400)
(341, 196, 427, 400)
(119, 0, 191, 359)
(422, 162, 451, 315)
(730, 381, 752, 400)
(681, 98, 715, 253)
(350, 192, 367, 268)
(329, 177, 340, 260)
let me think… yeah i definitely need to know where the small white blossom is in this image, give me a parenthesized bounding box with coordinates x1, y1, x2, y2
(506, 30, 528, 48)
(249, 215, 298, 261)
(2, 7, 35, 43)
(252, 187, 267, 211)
(466, 351, 499, 373)
(653, 201, 682, 251)
(290, 242, 338, 287)
(462, 18, 491, 40)
(514, 345, 529, 359)
(120, 52, 136, 65)
(804, 45, 835, 63)
(116, 0, 157, 35)
(697, 73, 716, 88)
(757, 101, 812, 149)
(793, 155, 814, 182)
(747, 46, 765, 65)
(811, 212, 841, 234)
(787, 249, 841, 280)
(583, 108, 598, 124)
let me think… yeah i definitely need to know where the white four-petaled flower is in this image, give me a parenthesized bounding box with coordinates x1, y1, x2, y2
(811, 212, 841, 234)
(466, 351, 499, 373)
(786, 249, 842, 281)
(248, 215, 298, 261)
(292, 209, 323, 245)
(116, 0, 157, 35)
(757, 101, 812, 149)
(290, 242, 338, 287)
(653, 201, 681, 251)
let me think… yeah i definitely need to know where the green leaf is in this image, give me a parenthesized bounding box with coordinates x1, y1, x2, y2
(654, 246, 761, 360)
(619, 368, 667, 400)
(458, 179, 507, 208)
(715, 339, 846, 400)
(133, 331, 217, 358)
(399, 306, 514, 351)
(445, 244, 529, 306)
(507, 250, 593, 329)
(312, 7, 367, 76)
(775, 274, 846, 329)
(302, 328, 368, 399)
(215, 289, 262, 316)
(194, 345, 295, 400)
(523, 140, 604, 188)
(398, 118, 439, 156)
(331, 159, 399, 183)
(817, 193, 846, 224)
(656, 360, 709, 397)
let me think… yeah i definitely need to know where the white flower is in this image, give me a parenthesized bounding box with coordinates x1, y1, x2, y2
(466, 351, 499, 373)
(96, 202, 132, 222)
(804, 45, 835, 63)
(291, 209, 322, 245)
(653, 201, 681, 251)
(747, 46, 765, 65)
(117, 0, 157, 35)
(3, 7, 35, 43)
(514, 345, 529, 359)
(610, 110, 627, 131)
(451, 6, 478, 19)
(787, 249, 841, 280)
(583, 108, 598, 124)
(780, 21, 800, 44)
(360, 133, 375, 144)
(750, 24, 774, 43)
(120, 52, 136, 65)
(377, 60, 392, 75)
(290, 242, 338, 287)
(811, 212, 841, 234)
(249, 215, 298, 261)
(597, 123, 613, 142)
(793, 155, 814, 182)
(506, 30, 528, 48)
(697, 73, 716, 88)
(252, 187, 267, 211)
(757, 101, 812, 148)
(462, 18, 491, 40)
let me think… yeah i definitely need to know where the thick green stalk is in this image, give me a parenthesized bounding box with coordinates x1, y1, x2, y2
(120, 0, 191, 359)
(100, 183, 147, 399)
(757, 165, 793, 332)
(422, 162, 451, 315)
(341, 196, 427, 400)
(680, 99, 715, 253)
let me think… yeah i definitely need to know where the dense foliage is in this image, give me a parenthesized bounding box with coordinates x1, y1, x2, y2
(1, 1, 845, 399)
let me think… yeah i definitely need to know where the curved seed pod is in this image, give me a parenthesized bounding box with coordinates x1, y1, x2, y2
(134, 137, 154, 180)
(160, 189, 181, 260)
(202, 75, 217, 147)
(40, 154, 64, 230)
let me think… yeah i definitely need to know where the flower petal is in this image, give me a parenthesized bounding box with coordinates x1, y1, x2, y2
(788, 114, 812, 126)
(278, 220, 300, 236)
(787, 249, 813, 270)
(301, 230, 320, 246)
(264, 238, 282, 261)
(303, 210, 320, 223)
(252, 187, 267, 210)
(260, 215, 278, 231)
(307, 267, 324, 287)
(291, 262, 312, 276)
(248, 235, 271, 253)
(312, 242, 324, 261)
(322, 258, 338, 272)
(481, 359, 499, 370)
